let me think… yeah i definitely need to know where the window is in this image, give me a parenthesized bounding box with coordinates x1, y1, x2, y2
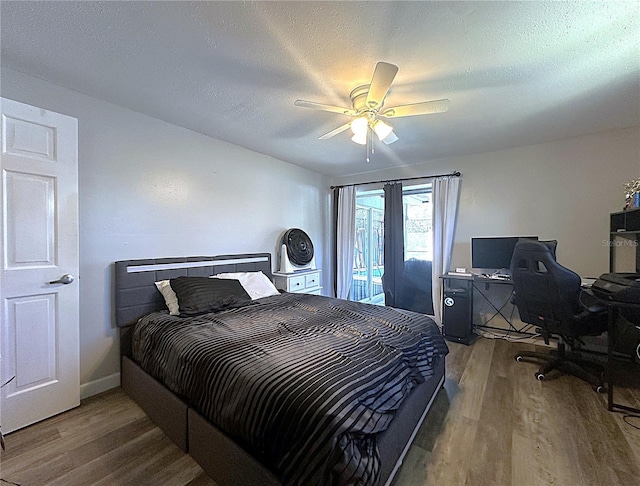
(403, 184, 432, 261)
(350, 183, 432, 303)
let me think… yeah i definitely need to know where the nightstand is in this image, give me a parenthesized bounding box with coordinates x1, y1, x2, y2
(273, 269, 322, 295)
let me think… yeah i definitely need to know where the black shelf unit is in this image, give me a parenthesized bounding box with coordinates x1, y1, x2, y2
(609, 207, 640, 272)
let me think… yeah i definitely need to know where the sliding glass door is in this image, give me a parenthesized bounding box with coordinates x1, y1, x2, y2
(350, 184, 432, 304)
(351, 195, 385, 303)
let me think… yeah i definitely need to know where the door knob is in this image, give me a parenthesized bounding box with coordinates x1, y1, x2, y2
(48, 274, 75, 285)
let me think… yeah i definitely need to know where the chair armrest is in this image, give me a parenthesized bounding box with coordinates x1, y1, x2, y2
(577, 289, 607, 314)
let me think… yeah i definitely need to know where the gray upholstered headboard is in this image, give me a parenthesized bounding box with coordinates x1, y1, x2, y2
(114, 253, 272, 328)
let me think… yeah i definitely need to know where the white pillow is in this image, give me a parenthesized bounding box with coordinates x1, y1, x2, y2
(213, 271, 280, 300)
(154, 280, 180, 315)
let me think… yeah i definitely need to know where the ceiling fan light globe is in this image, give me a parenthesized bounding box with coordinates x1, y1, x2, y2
(350, 116, 369, 136)
(351, 132, 367, 145)
(372, 119, 393, 141)
(383, 131, 399, 144)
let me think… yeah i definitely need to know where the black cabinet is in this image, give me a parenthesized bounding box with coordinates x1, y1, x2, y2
(441, 276, 476, 345)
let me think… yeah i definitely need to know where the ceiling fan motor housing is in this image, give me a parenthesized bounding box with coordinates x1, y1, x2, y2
(350, 85, 372, 113)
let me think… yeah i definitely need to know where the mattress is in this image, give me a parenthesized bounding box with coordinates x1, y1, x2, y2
(132, 292, 448, 486)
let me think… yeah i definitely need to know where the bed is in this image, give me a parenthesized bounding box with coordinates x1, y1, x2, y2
(115, 253, 448, 486)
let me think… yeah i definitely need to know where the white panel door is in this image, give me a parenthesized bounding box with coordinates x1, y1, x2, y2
(0, 98, 79, 433)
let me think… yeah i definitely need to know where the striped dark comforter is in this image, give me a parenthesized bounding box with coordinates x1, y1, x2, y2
(133, 292, 448, 486)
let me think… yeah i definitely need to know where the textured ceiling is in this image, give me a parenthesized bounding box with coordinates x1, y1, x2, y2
(1, 1, 639, 177)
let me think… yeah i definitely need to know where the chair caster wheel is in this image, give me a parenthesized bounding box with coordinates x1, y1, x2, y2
(515, 355, 523, 362)
(535, 372, 545, 381)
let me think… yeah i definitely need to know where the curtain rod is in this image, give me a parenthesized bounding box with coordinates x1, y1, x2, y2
(330, 170, 461, 190)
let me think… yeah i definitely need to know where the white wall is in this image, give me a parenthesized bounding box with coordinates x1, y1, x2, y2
(1, 68, 332, 396)
(334, 126, 640, 278)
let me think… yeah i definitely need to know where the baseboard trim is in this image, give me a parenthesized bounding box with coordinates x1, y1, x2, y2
(80, 372, 121, 399)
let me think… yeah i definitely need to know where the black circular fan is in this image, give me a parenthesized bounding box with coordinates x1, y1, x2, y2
(283, 228, 314, 266)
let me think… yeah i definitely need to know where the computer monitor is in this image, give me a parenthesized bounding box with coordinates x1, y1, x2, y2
(471, 236, 538, 272)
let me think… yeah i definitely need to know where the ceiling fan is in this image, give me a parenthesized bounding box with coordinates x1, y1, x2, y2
(294, 62, 450, 159)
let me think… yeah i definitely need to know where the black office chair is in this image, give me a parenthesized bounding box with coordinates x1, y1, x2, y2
(510, 240, 609, 392)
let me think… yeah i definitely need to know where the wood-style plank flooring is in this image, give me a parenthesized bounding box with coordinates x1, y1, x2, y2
(2, 338, 639, 486)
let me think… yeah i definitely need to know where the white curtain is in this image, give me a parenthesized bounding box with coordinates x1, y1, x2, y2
(431, 176, 461, 327)
(336, 186, 356, 299)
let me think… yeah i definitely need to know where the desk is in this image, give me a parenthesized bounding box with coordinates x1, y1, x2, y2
(605, 301, 640, 414)
(471, 277, 536, 335)
(442, 274, 536, 338)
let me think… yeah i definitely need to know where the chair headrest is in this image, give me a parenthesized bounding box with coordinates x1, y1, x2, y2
(514, 239, 558, 259)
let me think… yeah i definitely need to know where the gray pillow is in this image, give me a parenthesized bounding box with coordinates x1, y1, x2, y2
(169, 276, 251, 317)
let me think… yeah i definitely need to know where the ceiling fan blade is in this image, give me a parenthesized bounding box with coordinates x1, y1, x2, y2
(380, 99, 450, 118)
(318, 122, 352, 140)
(365, 62, 398, 109)
(383, 131, 399, 145)
(294, 100, 357, 116)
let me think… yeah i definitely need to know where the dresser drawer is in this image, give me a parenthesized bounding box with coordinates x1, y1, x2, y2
(273, 270, 322, 295)
(287, 275, 306, 292)
(305, 273, 320, 289)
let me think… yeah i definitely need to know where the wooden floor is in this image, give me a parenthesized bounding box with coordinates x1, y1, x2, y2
(2, 338, 640, 486)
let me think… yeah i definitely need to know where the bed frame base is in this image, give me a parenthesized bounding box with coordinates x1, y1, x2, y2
(121, 357, 188, 452)
(382, 373, 445, 486)
(121, 355, 444, 486)
(189, 408, 280, 486)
